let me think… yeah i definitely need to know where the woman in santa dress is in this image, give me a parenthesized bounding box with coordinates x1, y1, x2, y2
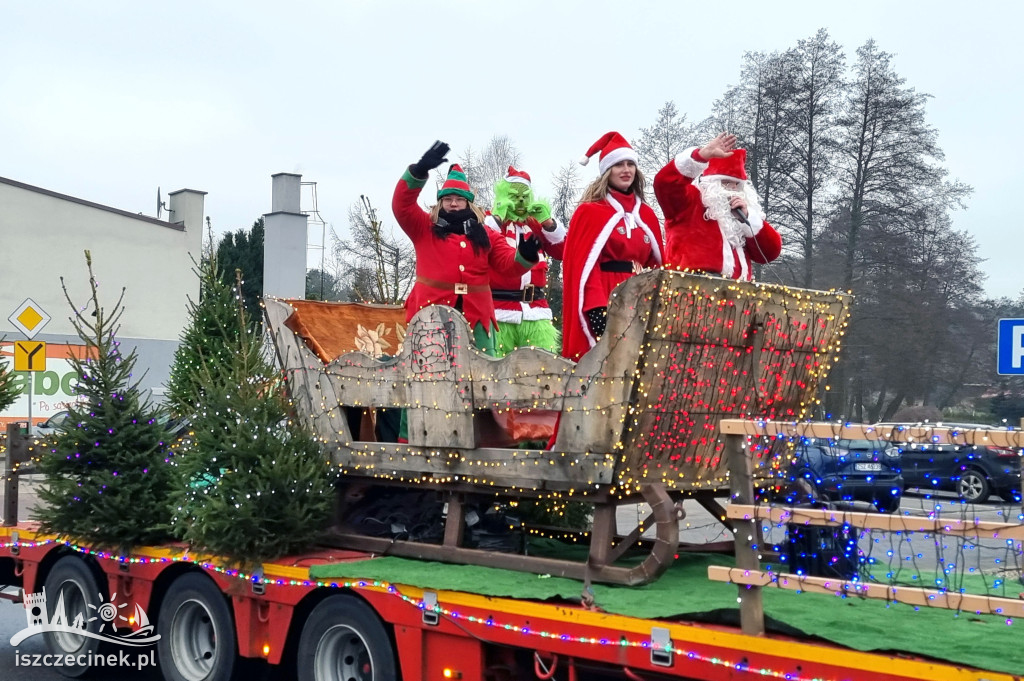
(561, 131, 663, 361)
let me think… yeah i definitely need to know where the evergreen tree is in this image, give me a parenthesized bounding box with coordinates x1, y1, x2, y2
(35, 251, 175, 549)
(0, 341, 18, 413)
(169, 272, 333, 565)
(216, 217, 264, 324)
(165, 257, 244, 418)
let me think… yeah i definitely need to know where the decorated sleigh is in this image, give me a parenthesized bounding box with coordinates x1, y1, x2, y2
(265, 270, 851, 584)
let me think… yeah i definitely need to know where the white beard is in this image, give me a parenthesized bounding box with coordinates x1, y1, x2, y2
(698, 179, 764, 248)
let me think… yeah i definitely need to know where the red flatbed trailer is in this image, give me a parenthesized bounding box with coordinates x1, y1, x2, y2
(0, 524, 1015, 681)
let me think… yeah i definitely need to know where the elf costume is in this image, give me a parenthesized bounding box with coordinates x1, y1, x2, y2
(484, 165, 566, 356)
(392, 156, 538, 355)
(562, 132, 663, 362)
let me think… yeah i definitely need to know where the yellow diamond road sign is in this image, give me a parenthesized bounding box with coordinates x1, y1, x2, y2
(8, 298, 51, 340)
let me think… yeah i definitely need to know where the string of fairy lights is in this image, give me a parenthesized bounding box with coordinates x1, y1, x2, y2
(0, 536, 897, 680)
(271, 270, 852, 505)
(3, 267, 1020, 677)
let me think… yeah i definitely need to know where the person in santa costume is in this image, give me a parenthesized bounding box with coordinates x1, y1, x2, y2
(484, 165, 566, 356)
(653, 132, 782, 280)
(562, 131, 663, 362)
(393, 141, 541, 357)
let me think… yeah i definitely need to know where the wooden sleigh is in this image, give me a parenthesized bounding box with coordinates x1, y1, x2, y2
(265, 270, 851, 585)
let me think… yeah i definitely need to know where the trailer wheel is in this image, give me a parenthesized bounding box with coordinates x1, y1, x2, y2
(42, 556, 108, 678)
(297, 595, 396, 681)
(157, 572, 238, 681)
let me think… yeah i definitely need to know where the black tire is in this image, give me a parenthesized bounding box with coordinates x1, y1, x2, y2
(872, 494, 901, 514)
(297, 595, 396, 681)
(157, 572, 238, 681)
(957, 468, 990, 503)
(42, 555, 109, 678)
(998, 489, 1023, 503)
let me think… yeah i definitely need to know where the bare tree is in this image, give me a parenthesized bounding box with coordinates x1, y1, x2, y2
(457, 135, 522, 209)
(633, 101, 703, 181)
(550, 161, 582, 227)
(332, 196, 415, 304)
(545, 161, 585, 324)
(833, 39, 970, 291)
(709, 50, 800, 285)
(776, 29, 846, 288)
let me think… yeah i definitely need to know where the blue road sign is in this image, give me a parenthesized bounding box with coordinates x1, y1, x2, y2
(997, 318, 1024, 375)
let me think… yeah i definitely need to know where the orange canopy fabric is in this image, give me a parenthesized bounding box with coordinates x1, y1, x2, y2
(279, 299, 407, 364)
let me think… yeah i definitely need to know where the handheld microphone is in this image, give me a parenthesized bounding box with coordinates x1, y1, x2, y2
(731, 206, 750, 225)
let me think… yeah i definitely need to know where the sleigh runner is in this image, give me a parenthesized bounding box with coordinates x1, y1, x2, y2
(265, 269, 851, 584)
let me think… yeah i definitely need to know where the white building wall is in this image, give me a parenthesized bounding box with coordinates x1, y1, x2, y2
(0, 177, 205, 411)
(263, 172, 307, 300)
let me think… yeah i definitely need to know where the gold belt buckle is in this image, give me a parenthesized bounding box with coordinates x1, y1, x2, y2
(454, 283, 469, 295)
(522, 284, 535, 302)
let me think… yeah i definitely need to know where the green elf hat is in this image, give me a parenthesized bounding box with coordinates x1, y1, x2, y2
(437, 164, 475, 202)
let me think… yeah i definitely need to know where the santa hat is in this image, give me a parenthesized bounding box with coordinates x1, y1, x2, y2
(437, 164, 475, 202)
(702, 149, 749, 184)
(505, 165, 532, 187)
(579, 131, 639, 175)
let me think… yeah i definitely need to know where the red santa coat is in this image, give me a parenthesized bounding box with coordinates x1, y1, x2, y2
(653, 149, 782, 281)
(483, 214, 566, 324)
(561, 190, 663, 362)
(392, 169, 532, 332)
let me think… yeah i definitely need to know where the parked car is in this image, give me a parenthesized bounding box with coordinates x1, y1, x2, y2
(771, 437, 904, 513)
(30, 410, 190, 442)
(876, 422, 1023, 503)
(31, 410, 72, 437)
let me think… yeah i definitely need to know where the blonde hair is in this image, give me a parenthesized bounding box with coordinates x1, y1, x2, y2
(429, 201, 487, 223)
(578, 166, 648, 205)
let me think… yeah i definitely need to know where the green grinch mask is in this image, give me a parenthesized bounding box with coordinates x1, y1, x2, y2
(493, 179, 533, 222)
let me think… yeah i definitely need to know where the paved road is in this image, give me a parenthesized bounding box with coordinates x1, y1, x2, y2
(618, 490, 1023, 576)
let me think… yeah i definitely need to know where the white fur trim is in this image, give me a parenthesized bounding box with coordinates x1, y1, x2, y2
(675, 147, 707, 179)
(737, 244, 749, 280)
(598, 147, 639, 175)
(521, 305, 553, 322)
(483, 214, 502, 233)
(495, 306, 554, 324)
(542, 219, 567, 245)
(576, 203, 625, 349)
(506, 176, 531, 187)
(701, 174, 748, 185)
(720, 234, 734, 278)
(746, 215, 764, 236)
(495, 308, 524, 324)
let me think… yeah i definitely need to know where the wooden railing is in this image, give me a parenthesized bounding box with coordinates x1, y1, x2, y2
(1, 422, 33, 526)
(710, 419, 1024, 635)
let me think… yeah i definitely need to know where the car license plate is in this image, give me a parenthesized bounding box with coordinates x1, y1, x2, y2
(855, 462, 882, 472)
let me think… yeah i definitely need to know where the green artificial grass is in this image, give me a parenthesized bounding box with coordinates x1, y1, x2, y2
(309, 542, 1024, 675)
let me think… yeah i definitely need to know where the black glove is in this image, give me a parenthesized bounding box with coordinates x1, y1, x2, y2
(517, 233, 541, 263)
(409, 140, 450, 179)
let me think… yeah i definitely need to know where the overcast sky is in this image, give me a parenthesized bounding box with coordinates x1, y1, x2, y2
(3, 1, 1021, 298)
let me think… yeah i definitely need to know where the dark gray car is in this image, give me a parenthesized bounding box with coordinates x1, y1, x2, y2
(876, 422, 1022, 503)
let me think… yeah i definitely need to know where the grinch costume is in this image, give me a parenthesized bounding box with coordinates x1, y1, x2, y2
(484, 166, 566, 356)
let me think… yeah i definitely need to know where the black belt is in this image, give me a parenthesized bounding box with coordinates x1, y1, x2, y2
(600, 260, 636, 273)
(492, 285, 546, 302)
